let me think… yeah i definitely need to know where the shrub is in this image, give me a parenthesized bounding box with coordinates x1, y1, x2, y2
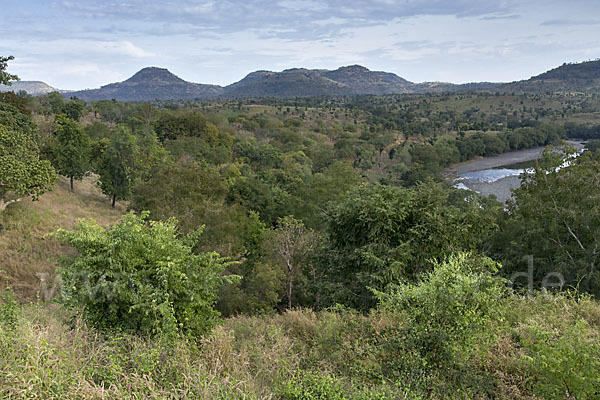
(0, 288, 17, 329)
(277, 370, 348, 400)
(376, 252, 508, 393)
(519, 316, 600, 399)
(277, 369, 419, 400)
(56, 212, 238, 338)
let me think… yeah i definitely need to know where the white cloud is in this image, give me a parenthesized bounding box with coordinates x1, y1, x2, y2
(2, 0, 599, 89)
(102, 41, 156, 58)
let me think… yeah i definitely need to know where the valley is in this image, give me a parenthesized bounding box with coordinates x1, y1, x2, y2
(2, 53, 600, 398)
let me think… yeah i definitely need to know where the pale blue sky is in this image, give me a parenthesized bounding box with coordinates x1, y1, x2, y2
(1, 0, 599, 90)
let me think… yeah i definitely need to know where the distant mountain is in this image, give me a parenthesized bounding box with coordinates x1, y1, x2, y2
(411, 81, 501, 93)
(225, 65, 423, 97)
(0, 81, 59, 95)
(224, 67, 350, 97)
(502, 59, 600, 93)
(48, 60, 600, 102)
(68, 67, 224, 101)
(322, 65, 413, 94)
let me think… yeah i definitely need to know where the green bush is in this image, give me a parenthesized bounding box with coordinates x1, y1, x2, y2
(278, 370, 348, 400)
(376, 252, 507, 393)
(56, 212, 238, 338)
(519, 318, 600, 399)
(0, 282, 18, 337)
(277, 369, 419, 400)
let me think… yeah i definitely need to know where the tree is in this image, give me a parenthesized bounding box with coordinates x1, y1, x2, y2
(61, 98, 86, 121)
(51, 115, 91, 192)
(217, 211, 284, 316)
(318, 182, 498, 309)
(56, 212, 238, 338)
(274, 216, 316, 309)
(376, 253, 507, 387)
(95, 129, 138, 207)
(45, 92, 65, 115)
(289, 161, 362, 230)
(154, 111, 230, 146)
(493, 144, 600, 295)
(0, 56, 19, 86)
(130, 158, 248, 255)
(0, 103, 56, 212)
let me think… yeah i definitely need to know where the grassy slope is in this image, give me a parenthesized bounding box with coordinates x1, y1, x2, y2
(1, 156, 600, 399)
(1, 296, 599, 399)
(0, 175, 125, 301)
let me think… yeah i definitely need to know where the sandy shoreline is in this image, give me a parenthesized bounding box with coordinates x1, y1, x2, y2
(446, 140, 585, 176)
(462, 175, 523, 203)
(449, 141, 585, 203)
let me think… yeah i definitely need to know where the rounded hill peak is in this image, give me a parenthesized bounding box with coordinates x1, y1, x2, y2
(337, 65, 370, 72)
(126, 67, 186, 84)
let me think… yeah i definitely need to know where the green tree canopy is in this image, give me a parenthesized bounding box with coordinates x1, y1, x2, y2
(95, 128, 138, 207)
(0, 103, 56, 212)
(493, 144, 600, 295)
(61, 98, 86, 121)
(51, 115, 91, 192)
(56, 212, 237, 338)
(318, 181, 498, 309)
(0, 55, 19, 85)
(130, 158, 248, 256)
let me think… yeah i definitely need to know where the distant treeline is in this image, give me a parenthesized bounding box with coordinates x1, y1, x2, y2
(564, 122, 600, 139)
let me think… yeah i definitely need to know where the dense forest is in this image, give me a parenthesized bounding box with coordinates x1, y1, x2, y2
(2, 55, 600, 398)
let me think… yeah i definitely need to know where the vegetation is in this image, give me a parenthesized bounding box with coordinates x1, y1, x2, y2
(0, 102, 56, 212)
(3, 54, 600, 398)
(0, 55, 19, 85)
(48, 115, 91, 192)
(493, 145, 600, 296)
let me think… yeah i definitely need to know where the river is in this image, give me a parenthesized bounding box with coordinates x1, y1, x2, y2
(448, 141, 585, 203)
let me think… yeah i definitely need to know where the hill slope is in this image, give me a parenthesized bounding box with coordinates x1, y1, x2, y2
(503, 59, 600, 92)
(224, 67, 350, 97)
(0, 176, 124, 301)
(68, 67, 224, 101)
(0, 81, 60, 95)
(225, 65, 427, 97)
(61, 60, 600, 101)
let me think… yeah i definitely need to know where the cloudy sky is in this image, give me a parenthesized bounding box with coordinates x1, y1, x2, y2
(1, 0, 599, 90)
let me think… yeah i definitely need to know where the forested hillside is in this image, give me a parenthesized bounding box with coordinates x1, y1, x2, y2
(504, 59, 600, 93)
(2, 54, 600, 398)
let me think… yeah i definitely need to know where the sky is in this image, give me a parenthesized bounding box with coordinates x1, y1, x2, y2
(1, 0, 599, 90)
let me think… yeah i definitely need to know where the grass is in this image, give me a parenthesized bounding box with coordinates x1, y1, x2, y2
(1, 171, 600, 399)
(0, 175, 125, 301)
(1, 295, 599, 399)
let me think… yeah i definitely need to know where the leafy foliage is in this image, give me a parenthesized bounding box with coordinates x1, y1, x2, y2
(519, 319, 600, 399)
(0, 103, 56, 211)
(56, 213, 237, 338)
(50, 114, 91, 191)
(377, 253, 507, 381)
(61, 98, 86, 121)
(274, 216, 316, 309)
(0, 55, 19, 86)
(494, 144, 600, 295)
(318, 182, 498, 309)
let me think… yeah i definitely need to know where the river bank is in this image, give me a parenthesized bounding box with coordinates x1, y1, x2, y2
(448, 141, 585, 203)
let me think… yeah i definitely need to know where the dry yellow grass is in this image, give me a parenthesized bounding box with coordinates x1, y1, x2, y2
(0, 175, 125, 302)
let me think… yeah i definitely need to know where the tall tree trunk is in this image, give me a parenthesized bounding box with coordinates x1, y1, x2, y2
(287, 275, 293, 310)
(287, 262, 293, 309)
(111, 194, 116, 208)
(70, 176, 74, 192)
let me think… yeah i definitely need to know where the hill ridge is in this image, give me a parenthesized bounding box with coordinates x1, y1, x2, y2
(19, 59, 597, 101)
